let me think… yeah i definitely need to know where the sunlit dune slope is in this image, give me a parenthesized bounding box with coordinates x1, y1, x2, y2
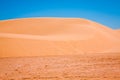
(0, 18, 120, 57)
(116, 29, 120, 33)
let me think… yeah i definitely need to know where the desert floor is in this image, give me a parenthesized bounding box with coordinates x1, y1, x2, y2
(0, 53, 120, 80)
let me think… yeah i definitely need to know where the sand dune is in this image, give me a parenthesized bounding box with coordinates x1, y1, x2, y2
(0, 18, 120, 80)
(116, 29, 120, 33)
(0, 18, 120, 57)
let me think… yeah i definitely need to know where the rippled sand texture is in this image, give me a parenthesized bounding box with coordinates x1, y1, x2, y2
(0, 54, 120, 80)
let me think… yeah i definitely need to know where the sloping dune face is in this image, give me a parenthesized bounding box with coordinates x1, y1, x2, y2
(116, 29, 120, 33)
(0, 18, 120, 57)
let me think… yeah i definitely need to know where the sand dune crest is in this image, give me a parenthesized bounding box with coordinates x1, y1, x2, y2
(0, 18, 120, 57)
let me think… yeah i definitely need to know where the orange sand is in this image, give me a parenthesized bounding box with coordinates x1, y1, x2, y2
(116, 29, 120, 33)
(0, 54, 120, 80)
(0, 18, 120, 80)
(0, 18, 120, 57)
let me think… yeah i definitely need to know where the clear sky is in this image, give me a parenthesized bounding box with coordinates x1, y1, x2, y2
(0, 0, 120, 29)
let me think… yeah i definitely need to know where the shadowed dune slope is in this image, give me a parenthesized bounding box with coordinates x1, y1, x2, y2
(0, 18, 120, 57)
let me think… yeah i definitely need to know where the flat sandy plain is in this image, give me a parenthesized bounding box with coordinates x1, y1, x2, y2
(0, 54, 120, 80)
(0, 18, 120, 80)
